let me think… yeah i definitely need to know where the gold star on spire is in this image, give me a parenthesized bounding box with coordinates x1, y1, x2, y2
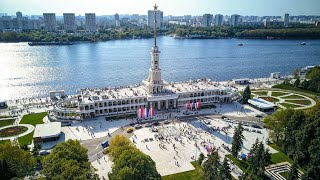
(154, 3, 158, 10)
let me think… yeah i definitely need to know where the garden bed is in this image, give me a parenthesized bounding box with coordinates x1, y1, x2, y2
(0, 126, 28, 137)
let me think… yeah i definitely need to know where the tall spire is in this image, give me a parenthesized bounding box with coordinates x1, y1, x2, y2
(153, 4, 158, 47)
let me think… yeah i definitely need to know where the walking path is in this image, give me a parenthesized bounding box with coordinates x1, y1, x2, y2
(0, 124, 35, 140)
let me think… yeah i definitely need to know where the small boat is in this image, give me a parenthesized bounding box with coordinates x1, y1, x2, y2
(238, 43, 244, 46)
(300, 42, 306, 45)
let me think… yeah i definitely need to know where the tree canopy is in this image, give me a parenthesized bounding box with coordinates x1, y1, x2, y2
(263, 104, 320, 179)
(42, 139, 98, 180)
(231, 123, 245, 157)
(0, 141, 36, 179)
(242, 85, 251, 104)
(108, 135, 161, 180)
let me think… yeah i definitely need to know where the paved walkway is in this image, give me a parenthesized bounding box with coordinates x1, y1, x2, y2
(252, 90, 317, 110)
(0, 124, 35, 140)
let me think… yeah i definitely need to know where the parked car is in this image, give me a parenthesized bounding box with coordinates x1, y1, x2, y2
(126, 127, 134, 133)
(145, 123, 152, 127)
(39, 150, 50, 156)
(101, 140, 109, 148)
(134, 124, 142, 129)
(204, 120, 210, 125)
(152, 122, 160, 126)
(163, 120, 170, 124)
(255, 114, 263, 118)
(251, 124, 262, 129)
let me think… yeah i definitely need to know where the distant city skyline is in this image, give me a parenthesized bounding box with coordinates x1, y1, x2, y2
(0, 0, 320, 16)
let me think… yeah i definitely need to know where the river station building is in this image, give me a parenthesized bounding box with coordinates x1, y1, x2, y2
(50, 5, 238, 121)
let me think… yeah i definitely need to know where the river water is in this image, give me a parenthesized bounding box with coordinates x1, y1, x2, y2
(0, 37, 319, 100)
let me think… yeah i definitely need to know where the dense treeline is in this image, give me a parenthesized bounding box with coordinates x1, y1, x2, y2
(1, 25, 319, 42)
(0, 27, 154, 42)
(264, 104, 320, 179)
(236, 28, 320, 39)
(300, 66, 320, 92)
(167, 24, 320, 39)
(278, 66, 320, 93)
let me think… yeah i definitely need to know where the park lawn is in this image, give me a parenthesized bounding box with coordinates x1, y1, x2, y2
(282, 95, 304, 99)
(17, 112, 46, 147)
(272, 84, 320, 96)
(271, 91, 289, 97)
(18, 131, 34, 147)
(0, 140, 10, 145)
(226, 154, 249, 172)
(19, 112, 47, 126)
(268, 144, 294, 164)
(285, 99, 311, 105)
(252, 91, 268, 96)
(280, 103, 303, 109)
(279, 171, 289, 179)
(162, 161, 203, 180)
(0, 118, 15, 127)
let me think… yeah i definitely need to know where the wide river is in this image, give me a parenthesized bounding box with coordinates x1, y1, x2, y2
(0, 37, 320, 100)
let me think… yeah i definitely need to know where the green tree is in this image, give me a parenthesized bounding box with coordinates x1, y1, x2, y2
(203, 150, 221, 180)
(219, 157, 232, 180)
(108, 146, 160, 180)
(198, 152, 205, 165)
(0, 141, 36, 179)
(294, 77, 300, 87)
(242, 85, 251, 104)
(288, 161, 299, 180)
(231, 123, 245, 157)
(106, 134, 134, 160)
(247, 139, 271, 178)
(42, 139, 98, 180)
(263, 109, 294, 144)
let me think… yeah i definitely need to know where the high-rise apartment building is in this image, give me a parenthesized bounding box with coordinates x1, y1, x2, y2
(43, 13, 57, 32)
(230, 14, 240, 26)
(202, 14, 213, 27)
(114, 13, 120, 27)
(63, 13, 76, 32)
(284, 13, 289, 27)
(85, 13, 96, 32)
(16, 11, 22, 19)
(214, 14, 224, 27)
(147, 10, 163, 28)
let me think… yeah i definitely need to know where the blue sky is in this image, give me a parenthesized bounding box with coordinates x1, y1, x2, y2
(0, 0, 319, 16)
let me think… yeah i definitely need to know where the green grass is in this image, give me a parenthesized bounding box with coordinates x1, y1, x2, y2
(271, 91, 289, 97)
(282, 95, 305, 99)
(272, 84, 320, 96)
(226, 154, 249, 172)
(252, 91, 268, 96)
(0, 119, 15, 127)
(0, 140, 10, 145)
(280, 103, 303, 109)
(18, 131, 34, 147)
(280, 171, 289, 179)
(268, 144, 294, 164)
(17, 112, 47, 147)
(19, 112, 47, 126)
(162, 161, 203, 180)
(285, 99, 311, 105)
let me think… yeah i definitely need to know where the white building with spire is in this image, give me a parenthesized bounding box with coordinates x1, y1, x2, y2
(50, 5, 237, 121)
